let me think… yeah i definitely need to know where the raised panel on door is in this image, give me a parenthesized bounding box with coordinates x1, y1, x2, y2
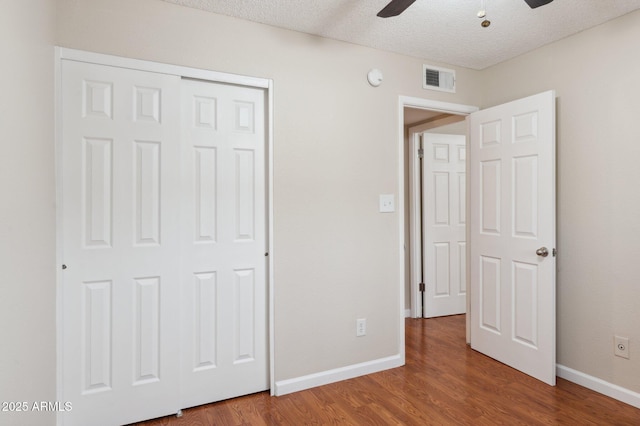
(512, 155, 538, 238)
(434, 242, 450, 296)
(133, 141, 161, 246)
(180, 78, 268, 409)
(233, 268, 258, 363)
(194, 147, 217, 242)
(480, 160, 501, 235)
(423, 133, 467, 318)
(512, 261, 538, 347)
(470, 90, 556, 386)
(480, 256, 501, 333)
(133, 276, 161, 385)
(82, 138, 112, 248)
(61, 60, 181, 426)
(82, 280, 112, 394)
(193, 272, 218, 371)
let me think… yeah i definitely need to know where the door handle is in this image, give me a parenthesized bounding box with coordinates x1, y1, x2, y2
(536, 247, 549, 257)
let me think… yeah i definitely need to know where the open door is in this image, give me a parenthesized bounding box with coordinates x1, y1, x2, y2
(469, 90, 556, 385)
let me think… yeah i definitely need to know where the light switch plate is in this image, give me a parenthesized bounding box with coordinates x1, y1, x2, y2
(379, 194, 395, 213)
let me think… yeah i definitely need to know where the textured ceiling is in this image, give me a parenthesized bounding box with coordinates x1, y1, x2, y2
(162, 0, 640, 70)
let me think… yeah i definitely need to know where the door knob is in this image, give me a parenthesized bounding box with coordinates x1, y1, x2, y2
(536, 247, 549, 257)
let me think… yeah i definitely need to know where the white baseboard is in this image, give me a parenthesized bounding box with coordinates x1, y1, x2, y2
(404, 309, 411, 318)
(557, 364, 640, 409)
(274, 354, 404, 396)
(274, 360, 640, 408)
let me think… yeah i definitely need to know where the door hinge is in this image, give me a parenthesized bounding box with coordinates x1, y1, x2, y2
(418, 148, 424, 159)
(419, 282, 426, 292)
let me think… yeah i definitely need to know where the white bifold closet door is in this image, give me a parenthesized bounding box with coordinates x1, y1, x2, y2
(60, 60, 268, 426)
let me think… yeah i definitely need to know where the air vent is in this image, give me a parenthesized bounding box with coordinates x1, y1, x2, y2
(423, 65, 456, 93)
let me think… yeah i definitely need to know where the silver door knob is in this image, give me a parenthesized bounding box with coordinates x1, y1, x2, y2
(536, 247, 549, 257)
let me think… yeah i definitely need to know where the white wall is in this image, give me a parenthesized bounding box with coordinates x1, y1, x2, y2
(481, 10, 640, 394)
(0, 1, 56, 425)
(55, 0, 483, 384)
(427, 120, 467, 135)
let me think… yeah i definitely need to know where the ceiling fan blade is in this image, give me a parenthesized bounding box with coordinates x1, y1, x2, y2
(523, 0, 554, 8)
(377, 0, 417, 18)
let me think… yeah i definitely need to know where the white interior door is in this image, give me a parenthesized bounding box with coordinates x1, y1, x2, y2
(61, 60, 182, 425)
(180, 79, 268, 408)
(423, 133, 466, 318)
(469, 90, 556, 385)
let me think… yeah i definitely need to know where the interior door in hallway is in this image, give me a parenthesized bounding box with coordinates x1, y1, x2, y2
(422, 133, 467, 318)
(179, 78, 269, 409)
(469, 90, 556, 385)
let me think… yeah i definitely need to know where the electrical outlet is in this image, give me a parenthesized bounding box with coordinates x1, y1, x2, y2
(356, 318, 366, 337)
(379, 195, 395, 213)
(614, 336, 630, 359)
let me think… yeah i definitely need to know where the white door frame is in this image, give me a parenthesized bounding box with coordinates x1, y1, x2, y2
(399, 96, 477, 342)
(55, 48, 276, 421)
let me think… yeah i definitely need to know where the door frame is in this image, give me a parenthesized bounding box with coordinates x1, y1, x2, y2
(399, 96, 477, 343)
(54, 48, 276, 420)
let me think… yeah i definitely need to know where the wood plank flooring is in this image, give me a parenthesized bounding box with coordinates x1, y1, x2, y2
(135, 315, 640, 425)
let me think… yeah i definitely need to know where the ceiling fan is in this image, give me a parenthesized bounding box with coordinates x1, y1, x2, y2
(377, 0, 554, 18)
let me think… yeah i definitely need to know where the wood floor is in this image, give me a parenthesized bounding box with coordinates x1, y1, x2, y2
(135, 315, 640, 425)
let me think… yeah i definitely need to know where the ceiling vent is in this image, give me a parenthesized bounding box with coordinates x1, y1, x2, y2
(423, 64, 456, 93)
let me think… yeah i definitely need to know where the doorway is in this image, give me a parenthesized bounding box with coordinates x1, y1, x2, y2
(399, 96, 477, 343)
